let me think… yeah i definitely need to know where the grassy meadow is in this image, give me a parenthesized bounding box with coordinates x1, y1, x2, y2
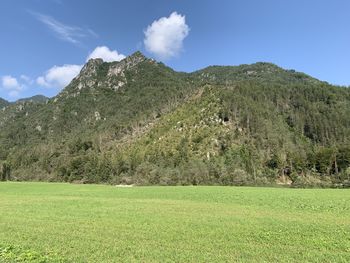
(0, 182, 349, 262)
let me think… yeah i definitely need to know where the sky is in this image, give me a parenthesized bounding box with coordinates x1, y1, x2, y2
(0, 0, 349, 101)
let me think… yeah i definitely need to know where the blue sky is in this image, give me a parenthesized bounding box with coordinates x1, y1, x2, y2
(1, 0, 349, 101)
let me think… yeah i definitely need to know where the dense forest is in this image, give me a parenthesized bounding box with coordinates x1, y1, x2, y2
(1, 52, 350, 187)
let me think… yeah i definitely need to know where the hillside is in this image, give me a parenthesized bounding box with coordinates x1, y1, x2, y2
(0, 98, 9, 108)
(1, 52, 349, 187)
(16, 95, 48, 103)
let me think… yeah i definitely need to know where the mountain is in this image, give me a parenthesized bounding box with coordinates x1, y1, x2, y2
(1, 51, 349, 187)
(0, 95, 47, 126)
(0, 98, 9, 108)
(16, 95, 48, 103)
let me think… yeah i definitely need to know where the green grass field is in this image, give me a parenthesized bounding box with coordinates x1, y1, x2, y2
(0, 182, 349, 262)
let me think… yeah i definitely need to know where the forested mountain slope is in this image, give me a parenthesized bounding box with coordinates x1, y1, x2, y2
(1, 52, 349, 187)
(0, 98, 9, 108)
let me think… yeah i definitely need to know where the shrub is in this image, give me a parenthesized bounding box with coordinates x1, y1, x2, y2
(292, 175, 332, 188)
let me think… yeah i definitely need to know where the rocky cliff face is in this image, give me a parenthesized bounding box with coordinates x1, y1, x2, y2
(70, 51, 150, 92)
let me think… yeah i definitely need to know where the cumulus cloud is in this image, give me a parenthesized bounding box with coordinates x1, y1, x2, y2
(20, 75, 33, 85)
(86, 46, 125, 62)
(144, 12, 189, 59)
(2, 76, 20, 89)
(1, 75, 25, 98)
(36, 64, 82, 89)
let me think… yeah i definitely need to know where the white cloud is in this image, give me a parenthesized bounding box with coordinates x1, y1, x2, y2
(36, 76, 49, 87)
(2, 75, 20, 89)
(144, 12, 189, 59)
(36, 64, 82, 89)
(86, 46, 125, 62)
(20, 75, 33, 85)
(1, 75, 25, 98)
(31, 12, 97, 44)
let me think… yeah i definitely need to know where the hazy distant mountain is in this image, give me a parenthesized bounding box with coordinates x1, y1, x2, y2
(1, 51, 349, 187)
(0, 98, 9, 108)
(16, 95, 48, 103)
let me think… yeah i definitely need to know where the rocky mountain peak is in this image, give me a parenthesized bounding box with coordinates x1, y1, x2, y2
(80, 58, 104, 76)
(116, 51, 147, 69)
(128, 51, 146, 60)
(64, 52, 149, 94)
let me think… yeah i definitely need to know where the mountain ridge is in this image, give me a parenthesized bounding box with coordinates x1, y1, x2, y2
(0, 98, 9, 108)
(0, 52, 344, 103)
(16, 95, 49, 103)
(1, 52, 349, 187)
